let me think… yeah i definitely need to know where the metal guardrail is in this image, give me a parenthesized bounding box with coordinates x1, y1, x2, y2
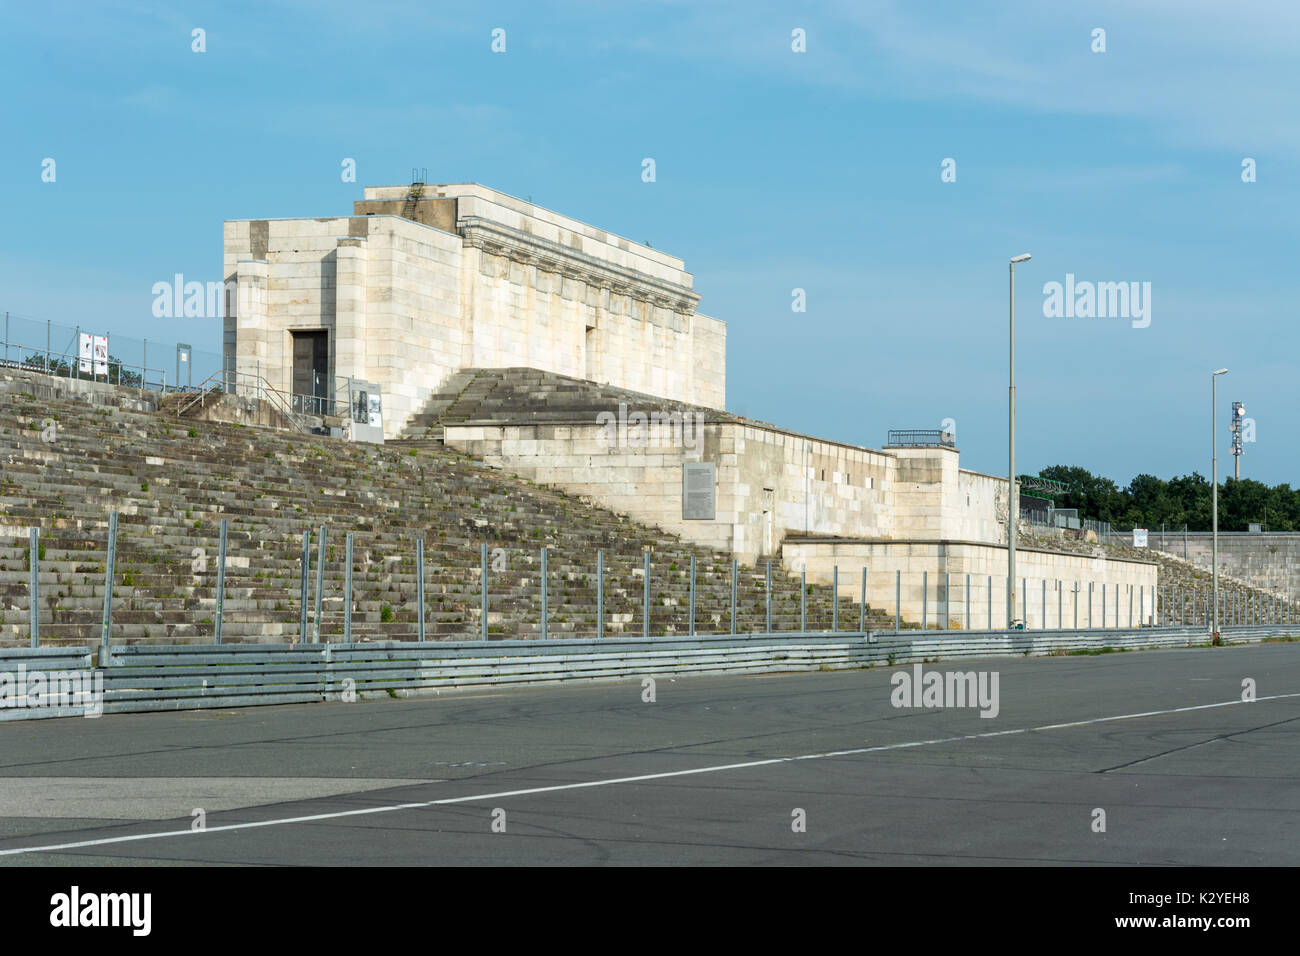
(174, 368, 312, 432)
(1, 625, 1291, 720)
(0, 339, 166, 395)
(0, 646, 96, 721)
(886, 429, 955, 448)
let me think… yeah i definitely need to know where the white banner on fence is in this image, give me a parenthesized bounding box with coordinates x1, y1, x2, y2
(93, 335, 108, 376)
(78, 333, 92, 374)
(1132, 528, 1148, 548)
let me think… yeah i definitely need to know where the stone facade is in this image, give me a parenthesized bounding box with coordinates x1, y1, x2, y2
(445, 416, 1024, 566)
(224, 184, 726, 438)
(442, 408, 1158, 626)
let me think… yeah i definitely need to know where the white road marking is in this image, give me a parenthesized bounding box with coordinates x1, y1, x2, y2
(2, 690, 1297, 857)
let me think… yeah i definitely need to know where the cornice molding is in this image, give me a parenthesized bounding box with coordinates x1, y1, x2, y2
(460, 217, 700, 314)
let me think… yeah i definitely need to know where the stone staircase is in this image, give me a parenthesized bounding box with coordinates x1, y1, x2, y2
(399, 366, 744, 441)
(0, 368, 896, 647)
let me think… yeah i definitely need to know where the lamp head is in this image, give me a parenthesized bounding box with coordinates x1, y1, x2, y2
(1214, 368, 1229, 376)
(1010, 254, 1032, 264)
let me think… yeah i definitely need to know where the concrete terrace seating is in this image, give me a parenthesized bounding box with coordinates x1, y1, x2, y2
(0, 368, 895, 647)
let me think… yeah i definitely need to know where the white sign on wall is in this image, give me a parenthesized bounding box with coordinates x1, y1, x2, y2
(1132, 528, 1148, 548)
(93, 335, 108, 376)
(79, 334, 109, 376)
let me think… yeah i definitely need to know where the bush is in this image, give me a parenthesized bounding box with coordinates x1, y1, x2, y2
(380, 604, 394, 622)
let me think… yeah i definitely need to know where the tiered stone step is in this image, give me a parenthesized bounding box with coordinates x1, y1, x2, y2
(0, 368, 894, 646)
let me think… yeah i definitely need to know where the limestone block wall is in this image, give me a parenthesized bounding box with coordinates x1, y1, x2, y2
(749, 428, 892, 559)
(1112, 530, 1300, 597)
(448, 419, 734, 555)
(224, 216, 352, 396)
(954, 469, 1009, 544)
(451, 186, 723, 410)
(888, 448, 1008, 544)
(781, 538, 1159, 630)
(444, 419, 894, 565)
(354, 217, 464, 431)
(224, 214, 465, 438)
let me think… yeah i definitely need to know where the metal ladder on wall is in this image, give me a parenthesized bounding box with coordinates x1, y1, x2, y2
(402, 168, 427, 219)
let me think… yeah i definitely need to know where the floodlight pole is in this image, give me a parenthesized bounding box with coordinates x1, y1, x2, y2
(1008, 254, 1030, 626)
(1212, 369, 1228, 636)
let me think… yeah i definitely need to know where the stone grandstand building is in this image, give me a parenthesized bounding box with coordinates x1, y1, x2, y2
(223, 182, 725, 439)
(224, 183, 1156, 623)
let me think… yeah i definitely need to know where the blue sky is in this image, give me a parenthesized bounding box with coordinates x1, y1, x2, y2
(3, 1, 1297, 485)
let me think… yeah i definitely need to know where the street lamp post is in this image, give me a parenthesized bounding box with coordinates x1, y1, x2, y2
(1008, 254, 1031, 627)
(1212, 368, 1228, 637)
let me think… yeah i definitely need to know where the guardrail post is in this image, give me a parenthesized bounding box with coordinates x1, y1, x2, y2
(1115, 584, 1119, 628)
(643, 551, 651, 638)
(416, 537, 426, 643)
(1073, 581, 1079, 629)
(689, 555, 696, 637)
(214, 517, 226, 645)
(765, 561, 772, 633)
(1128, 584, 1133, 628)
(833, 565, 839, 632)
(860, 567, 868, 633)
(1040, 579, 1046, 630)
(1056, 580, 1062, 629)
(313, 525, 326, 643)
(481, 542, 489, 641)
(922, 571, 927, 631)
(1191, 586, 1196, 626)
(730, 559, 737, 635)
(344, 532, 354, 644)
(1139, 585, 1144, 626)
(944, 572, 950, 631)
(1101, 584, 1107, 628)
(540, 546, 548, 641)
(1021, 578, 1027, 627)
(99, 511, 117, 650)
(597, 551, 604, 639)
(299, 530, 310, 641)
(800, 568, 806, 632)
(896, 570, 901, 631)
(28, 528, 38, 648)
(965, 574, 971, 630)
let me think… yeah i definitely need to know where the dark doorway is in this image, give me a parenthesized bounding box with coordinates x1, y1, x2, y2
(291, 330, 329, 414)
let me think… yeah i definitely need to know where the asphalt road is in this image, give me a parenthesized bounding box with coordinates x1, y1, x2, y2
(0, 643, 1296, 865)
